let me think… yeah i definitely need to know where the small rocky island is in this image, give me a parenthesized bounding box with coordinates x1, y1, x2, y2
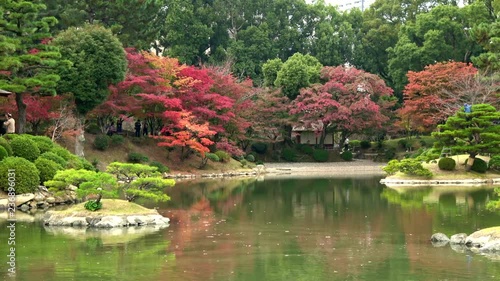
(44, 199, 170, 228)
(431, 227, 500, 257)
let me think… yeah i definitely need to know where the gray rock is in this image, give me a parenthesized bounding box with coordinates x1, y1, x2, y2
(450, 233, 468, 244)
(20, 204, 30, 212)
(46, 197, 56, 204)
(466, 228, 500, 250)
(431, 233, 450, 242)
(34, 193, 45, 202)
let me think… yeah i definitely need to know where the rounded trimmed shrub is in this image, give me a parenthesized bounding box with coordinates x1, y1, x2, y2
(93, 135, 111, 151)
(215, 150, 231, 163)
(111, 134, 125, 146)
(35, 158, 63, 184)
(438, 157, 456, 171)
(470, 158, 488, 173)
(300, 144, 314, 155)
(50, 146, 73, 161)
(67, 157, 84, 170)
(40, 152, 67, 167)
(29, 135, 54, 153)
(360, 140, 371, 149)
(341, 150, 353, 161)
(127, 152, 149, 163)
(0, 146, 8, 161)
(246, 154, 255, 162)
(206, 153, 220, 162)
(0, 157, 40, 194)
(251, 142, 268, 154)
(313, 149, 328, 162)
(281, 148, 296, 162)
(0, 137, 13, 155)
(10, 136, 40, 162)
(489, 155, 500, 171)
(150, 161, 169, 173)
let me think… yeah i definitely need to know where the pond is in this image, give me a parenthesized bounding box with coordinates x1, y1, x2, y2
(1, 176, 500, 281)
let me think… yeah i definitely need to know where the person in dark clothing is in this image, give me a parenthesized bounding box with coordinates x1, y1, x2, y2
(116, 118, 123, 134)
(134, 120, 141, 137)
(142, 121, 148, 136)
(107, 122, 116, 136)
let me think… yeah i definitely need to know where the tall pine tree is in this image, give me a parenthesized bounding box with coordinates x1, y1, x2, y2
(0, 0, 69, 133)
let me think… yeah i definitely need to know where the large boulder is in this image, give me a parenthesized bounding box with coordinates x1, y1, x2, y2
(431, 233, 450, 242)
(466, 227, 500, 251)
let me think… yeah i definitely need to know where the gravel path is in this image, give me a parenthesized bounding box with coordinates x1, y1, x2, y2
(264, 160, 386, 177)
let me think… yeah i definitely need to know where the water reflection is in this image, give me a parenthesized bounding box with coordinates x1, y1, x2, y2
(1, 177, 499, 281)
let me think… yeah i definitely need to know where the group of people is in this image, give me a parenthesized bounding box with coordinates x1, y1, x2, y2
(105, 118, 150, 137)
(134, 120, 148, 137)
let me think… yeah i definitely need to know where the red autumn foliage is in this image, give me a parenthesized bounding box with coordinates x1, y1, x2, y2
(291, 66, 394, 143)
(398, 61, 495, 133)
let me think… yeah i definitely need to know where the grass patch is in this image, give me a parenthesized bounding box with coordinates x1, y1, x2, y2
(54, 199, 158, 216)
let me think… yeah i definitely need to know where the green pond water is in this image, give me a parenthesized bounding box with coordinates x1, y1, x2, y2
(1, 176, 500, 281)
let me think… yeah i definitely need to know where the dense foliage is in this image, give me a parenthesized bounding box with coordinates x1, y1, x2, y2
(0, 157, 40, 194)
(438, 157, 456, 171)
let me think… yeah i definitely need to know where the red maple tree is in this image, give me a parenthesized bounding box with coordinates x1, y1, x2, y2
(291, 66, 395, 145)
(398, 61, 495, 133)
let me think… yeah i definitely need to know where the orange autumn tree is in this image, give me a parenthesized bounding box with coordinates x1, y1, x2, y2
(398, 61, 497, 134)
(155, 111, 216, 162)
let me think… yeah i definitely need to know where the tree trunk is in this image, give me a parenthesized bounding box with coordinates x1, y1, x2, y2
(15, 92, 26, 134)
(95, 193, 102, 204)
(75, 117, 85, 157)
(465, 152, 477, 172)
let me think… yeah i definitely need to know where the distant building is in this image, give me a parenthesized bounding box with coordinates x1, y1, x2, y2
(325, 0, 376, 12)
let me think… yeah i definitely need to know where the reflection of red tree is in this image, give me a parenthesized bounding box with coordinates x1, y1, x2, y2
(400, 208, 466, 276)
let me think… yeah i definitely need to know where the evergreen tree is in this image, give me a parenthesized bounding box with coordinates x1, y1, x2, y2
(432, 103, 500, 169)
(0, 0, 70, 133)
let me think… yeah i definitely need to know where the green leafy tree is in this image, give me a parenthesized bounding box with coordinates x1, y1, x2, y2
(0, 0, 70, 133)
(44, 168, 118, 198)
(42, 0, 167, 51)
(262, 58, 283, 87)
(432, 103, 500, 170)
(275, 53, 322, 100)
(161, 0, 213, 65)
(53, 24, 127, 116)
(106, 162, 174, 202)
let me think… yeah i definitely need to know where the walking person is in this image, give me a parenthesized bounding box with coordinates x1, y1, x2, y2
(3, 113, 15, 134)
(142, 121, 148, 136)
(134, 119, 141, 137)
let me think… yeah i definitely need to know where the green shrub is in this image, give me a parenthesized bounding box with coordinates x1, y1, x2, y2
(438, 157, 456, 171)
(360, 140, 371, 149)
(470, 158, 488, 173)
(350, 140, 361, 149)
(10, 136, 40, 161)
(67, 156, 84, 170)
(246, 154, 256, 162)
(398, 139, 409, 149)
(383, 159, 433, 178)
(0, 146, 7, 161)
(85, 122, 101, 134)
(313, 149, 329, 162)
(40, 152, 67, 167)
(0, 157, 40, 194)
(341, 150, 353, 161)
(281, 148, 296, 162)
(384, 147, 397, 160)
(79, 157, 96, 171)
(256, 160, 264, 165)
(489, 156, 500, 171)
(35, 158, 63, 183)
(50, 146, 73, 161)
(150, 161, 169, 173)
(29, 135, 54, 153)
(84, 200, 102, 211)
(205, 153, 220, 162)
(0, 137, 12, 155)
(93, 135, 111, 151)
(251, 142, 268, 154)
(300, 145, 314, 155)
(415, 148, 441, 163)
(110, 134, 125, 145)
(215, 150, 231, 163)
(3, 134, 19, 141)
(240, 159, 248, 167)
(127, 152, 149, 163)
